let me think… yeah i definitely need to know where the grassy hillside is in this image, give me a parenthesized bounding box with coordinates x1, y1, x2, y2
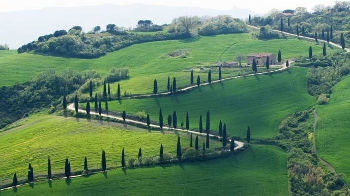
(0, 33, 330, 89)
(1, 145, 288, 196)
(316, 75, 350, 184)
(0, 113, 219, 185)
(0, 50, 16, 58)
(102, 67, 314, 138)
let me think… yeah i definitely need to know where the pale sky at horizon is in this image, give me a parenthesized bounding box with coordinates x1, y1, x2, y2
(0, 0, 338, 14)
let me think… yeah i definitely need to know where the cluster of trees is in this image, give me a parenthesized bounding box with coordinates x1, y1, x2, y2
(0, 44, 9, 50)
(135, 20, 163, 32)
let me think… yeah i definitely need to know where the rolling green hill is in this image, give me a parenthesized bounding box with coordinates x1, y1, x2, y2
(101, 67, 314, 138)
(1, 145, 287, 196)
(316, 75, 350, 184)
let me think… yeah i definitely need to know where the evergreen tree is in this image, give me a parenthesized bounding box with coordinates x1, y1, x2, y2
(64, 158, 70, 178)
(122, 111, 126, 122)
(199, 115, 203, 133)
(252, 58, 257, 73)
(63, 95, 67, 110)
(84, 156, 88, 172)
(117, 83, 121, 99)
(173, 111, 177, 128)
(94, 93, 98, 113)
(280, 18, 284, 31)
(222, 124, 227, 147)
(248, 14, 251, 24)
(286, 60, 290, 67)
(27, 163, 34, 182)
(153, 79, 158, 94)
(330, 26, 333, 40)
(159, 109, 163, 129)
(89, 80, 93, 98)
(103, 81, 107, 98)
(247, 126, 251, 143)
(86, 101, 90, 116)
(176, 136, 182, 159)
(219, 66, 222, 80)
(301, 26, 305, 35)
(160, 144, 164, 160)
(296, 25, 299, 36)
(121, 148, 125, 168)
(206, 133, 209, 148)
(230, 137, 235, 152)
(314, 32, 318, 42)
(48, 157, 52, 179)
(197, 75, 200, 86)
(287, 17, 290, 27)
(278, 50, 282, 63)
(186, 112, 189, 130)
(266, 56, 270, 70)
(219, 120, 223, 137)
(98, 100, 102, 116)
(208, 70, 212, 83)
(190, 133, 193, 147)
(340, 33, 345, 50)
(323, 43, 327, 56)
(205, 111, 210, 133)
(167, 114, 172, 128)
(74, 94, 79, 113)
(167, 76, 170, 91)
(13, 173, 18, 187)
(327, 32, 330, 43)
(309, 46, 313, 59)
(190, 70, 194, 85)
(195, 135, 199, 150)
(101, 150, 106, 171)
(108, 83, 111, 100)
(322, 29, 325, 39)
(138, 148, 142, 160)
(146, 114, 150, 128)
(172, 77, 177, 93)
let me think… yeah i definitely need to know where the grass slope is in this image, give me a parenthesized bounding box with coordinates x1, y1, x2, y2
(0, 113, 219, 185)
(104, 67, 314, 138)
(1, 145, 288, 196)
(0, 33, 330, 88)
(316, 75, 350, 184)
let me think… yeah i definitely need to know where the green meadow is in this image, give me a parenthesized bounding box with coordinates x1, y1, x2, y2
(1, 145, 288, 196)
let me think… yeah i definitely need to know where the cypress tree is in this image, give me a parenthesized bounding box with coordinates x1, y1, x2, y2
(63, 95, 67, 110)
(219, 120, 223, 137)
(340, 33, 345, 50)
(186, 112, 189, 130)
(280, 18, 284, 31)
(101, 150, 106, 171)
(309, 46, 313, 59)
(138, 148, 142, 160)
(278, 50, 282, 63)
(108, 83, 111, 100)
(86, 101, 90, 116)
(190, 70, 194, 85)
(146, 114, 150, 128)
(208, 70, 212, 83)
(74, 94, 79, 113)
(327, 32, 330, 43)
(117, 83, 121, 99)
(94, 93, 98, 113)
(84, 156, 88, 172)
(27, 163, 33, 182)
(122, 111, 126, 122)
(248, 14, 251, 25)
(206, 133, 209, 148)
(103, 81, 107, 98)
(197, 75, 200, 86)
(13, 173, 18, 187)
(296, 25, 299, 36)
(205, 111, 210, 133)
(190, 133, 193, 147)
(247, 126, 251, 143)
(252, 58, 257, 73)
(64, 158, 70, 178)
(167, 114, 172, 128)
(173, 111, 177, 128)
(219, 66, 222, 80)
(153, 79, 158, 94)
(301, 26, 305, 35)
(167, 76, 170, 91)
(199, 115, 203, 133)
(172, 77, 177, 93)
(230, 137, 235, 152)
(222, 124, 227, 147)
(121, 148, 125, 168)
(48, 157, 52, 179)
(266, 56, 270, 70)
(323, 43, 327, 56)
(286, 60, 290, 67)
(89, 80, 93, 98)
(322, 29, 325, 39)
(160, 144, 164, 160)
(287, 17, 290, 27)
(98, 100, 102, 116)
(176, 136, 182, 159)
(314, 32, 318, 43)
(195, 135, 199, 150)
(330, 26, 333, 40)
(159, 109, 163, 129)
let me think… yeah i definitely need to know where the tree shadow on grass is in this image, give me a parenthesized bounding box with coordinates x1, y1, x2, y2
(65, 178, 71, 186)
(103, 171, 108, 179)
(122, 168, 127, 175)
(13, 187, 17, 193)
(29, 182, 34, 189)
(48, 180, 52, 188)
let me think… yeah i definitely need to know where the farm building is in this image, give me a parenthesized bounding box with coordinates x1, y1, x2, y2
(246, 53, 276, 66)
(217, 61, 239, 67)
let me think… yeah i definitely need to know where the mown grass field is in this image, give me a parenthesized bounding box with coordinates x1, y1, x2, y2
(316, 75, 350, 184)
(1, 145, 288, 196)
(102, 67, 314, 139)
(0, 50, 16, 58)
(0, 113, 220, 185)
(0, 33, 330, 90)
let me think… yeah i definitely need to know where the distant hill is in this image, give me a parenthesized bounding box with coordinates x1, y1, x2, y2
(0, 4, 252, 49)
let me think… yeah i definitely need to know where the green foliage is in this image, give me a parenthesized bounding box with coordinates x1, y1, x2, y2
(256, 26, 280, 40)
(197, 16, 248, 36)
(104, 68, 129, 83)
(0, 44, 9, 50)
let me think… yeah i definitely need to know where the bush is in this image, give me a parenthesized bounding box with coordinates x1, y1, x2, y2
(198, 16, 248, 36)
(104, 68, 129, 83)
(317, 94, 329, 105)
(255, 26, 280, 40)
(128, 158, 136, 168)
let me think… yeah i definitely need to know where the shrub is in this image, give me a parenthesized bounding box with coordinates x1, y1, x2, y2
(104, 68, 129, 83)
(128, 158, 136, 168)
(317, 94, 329, 105)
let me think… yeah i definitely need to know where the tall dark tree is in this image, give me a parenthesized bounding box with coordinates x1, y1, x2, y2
(94, 93, 98, 113)
(101, 150, 106, 171)
(153, 79, 158, 94)
(98, 100, 102, 116)
(186, 112, 189, 130)
(106, 100, 111, 116)
(301, 26, 305, 35)
(330, 26, 333, 40)
(48, 157, 52, 179)
(278, 50, 282, 63)
(86, 101, 90, 116)
(63, 95, 67, 110)
(266, 56, 270, 70)
(190, 70, 194, 85)
(314, 32, 318, 42)
(176, 136, 182, 159)
(13, 173, 18, 187)
(322, 29, 325, 39)
(208, 70, 212, 83)
(103, 81, 107, 98)
(199, 115, 203, 133)
(117, 83, 121, 99)
(230, 137, 235, 152)
(197, 75, 201, 86)
(121, 148, 125, 168)
(84, 156, 88, 172)
(287, 17, 290, 27)
(167, 114, 172, 128)
(247, 126, 251, 143)
(219, 120, 223, 137)
(206, 133, 209, 148)
(159, 144, 164, 160)
(219, 66, 222, 80)
(89, 80, 93, 98)
(122, 111, 126, 122)
(323, 43, 327, 56)
(108, 83, 111, 100)
(280, 18, 284, 31)
(173, 111, 177, 128)
(138, 148, 142, 159)
(195, 135, 199, 150)
(64, 158, 70, 178)
(327, 32, 330, 43)
(286, 60, 290, 67)
(74, 94, 79, 113)
(190, 133, 193, 147)
(167, 76, 170, 91)
(146, 114, 150, 128)
(296, 25, 300, 36)
(248, 14, 251, 24)
(205, 111, 210, 133)
(222, 124, 227, 147)
(252, 58, 257, 73)
(309, 46, 313, 59)
(172, 77, 177, 93)
(340, 33, 346, 50)
(27, 163, 33, 182)
(159, 109, 163, 129)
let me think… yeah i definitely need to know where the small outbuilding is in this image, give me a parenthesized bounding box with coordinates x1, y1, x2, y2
(246, 53, 276, 66)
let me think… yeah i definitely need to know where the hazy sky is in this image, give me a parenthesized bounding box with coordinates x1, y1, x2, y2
(0, 0, 337, 14)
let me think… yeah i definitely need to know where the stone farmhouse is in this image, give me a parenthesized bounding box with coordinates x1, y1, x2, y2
(246, 53, 276, 66)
